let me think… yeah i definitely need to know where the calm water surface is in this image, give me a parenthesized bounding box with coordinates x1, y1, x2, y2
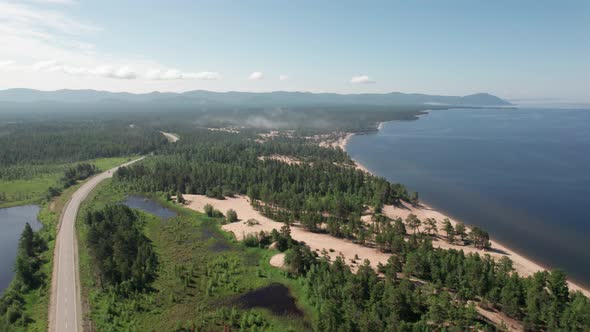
(123, 195, 177, 220)
(0, 205, 43, 293)
(347, 108, 590, 288)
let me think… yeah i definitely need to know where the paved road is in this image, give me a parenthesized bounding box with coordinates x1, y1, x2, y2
(49, 158, 144, 332)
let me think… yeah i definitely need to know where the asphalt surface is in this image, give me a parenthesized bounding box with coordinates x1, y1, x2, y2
(49, 158, 144, 332)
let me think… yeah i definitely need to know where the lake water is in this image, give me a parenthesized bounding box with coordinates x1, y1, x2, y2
(123, 195, 177, 220)
(0, 205, 43, 293)
(122, 195, 230, 251)
(346, 108, 590, 288)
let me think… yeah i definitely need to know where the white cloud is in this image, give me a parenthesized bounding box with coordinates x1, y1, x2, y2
(28, 0, 78, 4)
(0, 2, 99, 36)
(0, 60, 137, 79)
(279, 74, 289, 81)
(146, 69, 221, 80)
(0, 60, 16, 68)
(182, 71, 221, 80)
(31, 59, 58, 70)
(350, 75, 376, 84)
(0, 59, 225, 81)
(248, 71, 264, 80)
(148, 69, 182, 80)
(0, 2, 222, 87)
(90, 65, 136, 79)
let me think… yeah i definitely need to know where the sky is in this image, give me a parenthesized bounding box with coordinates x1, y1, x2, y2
(0, 0, 588, 101)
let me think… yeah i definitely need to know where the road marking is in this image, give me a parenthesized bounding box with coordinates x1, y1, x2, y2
(51, 157, 145, 332)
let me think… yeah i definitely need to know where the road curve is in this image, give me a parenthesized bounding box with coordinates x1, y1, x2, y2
(49, 157, 144, 332)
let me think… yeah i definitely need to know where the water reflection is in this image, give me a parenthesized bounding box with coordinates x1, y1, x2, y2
(0, 205, 42, 293)
(122, 195, 177, 220)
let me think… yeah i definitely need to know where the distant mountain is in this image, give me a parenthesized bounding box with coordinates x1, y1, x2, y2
(0, 89, 511, 107)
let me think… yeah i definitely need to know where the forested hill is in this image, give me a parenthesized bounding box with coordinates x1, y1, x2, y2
(0, 89, 511, 107)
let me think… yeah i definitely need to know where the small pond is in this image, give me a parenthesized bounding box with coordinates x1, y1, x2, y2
(0, 205, 43, 293)
(123, 195, 177, 220)
(234, 283, 303, 317)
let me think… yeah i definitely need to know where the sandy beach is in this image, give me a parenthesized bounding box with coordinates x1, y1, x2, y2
(340, 130, 590, 297)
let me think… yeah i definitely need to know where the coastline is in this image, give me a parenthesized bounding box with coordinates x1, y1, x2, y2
(341, 123, 590, 297)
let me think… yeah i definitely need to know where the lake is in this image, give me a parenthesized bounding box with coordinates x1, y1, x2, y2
(346, 108, 590, 288)
(0, 205, 43, 293)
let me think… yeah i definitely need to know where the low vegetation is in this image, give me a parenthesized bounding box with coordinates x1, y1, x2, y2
(0, 157, 136, 208)
(76, 182, 313, 331)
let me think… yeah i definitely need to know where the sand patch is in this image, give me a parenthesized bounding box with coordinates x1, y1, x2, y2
(160, 131, 179, 143)
(183, 193, 589, 296)
(207, 127, 241, 134)
(183, 194, 392, 271)
(477, 306, 524, 332)
(270, 253, 286, 268)
(258, 155, 302, 165)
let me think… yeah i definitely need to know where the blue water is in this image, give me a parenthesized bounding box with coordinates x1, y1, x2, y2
(347, 108, 590, 288)
(123, 195, 176, 220)
(0, 205, 43, 293)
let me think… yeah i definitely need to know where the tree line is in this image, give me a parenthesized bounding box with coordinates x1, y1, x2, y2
(0, 121, 168, 166)
(0, 223, 48, 327)
(279, 227, 590, 331)
(83, 205, 158, 295)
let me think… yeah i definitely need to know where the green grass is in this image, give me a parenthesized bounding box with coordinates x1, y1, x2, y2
(89, 156, 136, 172)
(0, 174, 61, 208)
(77, 181, 315, 331)
(0, 156, 137, 208)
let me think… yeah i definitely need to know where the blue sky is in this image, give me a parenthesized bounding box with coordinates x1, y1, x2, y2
(0, 0, 588, 101)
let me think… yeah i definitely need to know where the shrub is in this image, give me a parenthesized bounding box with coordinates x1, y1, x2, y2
(211, 209, 224, 218)
(225, 209, 238, 223)
(204, 204, 214, 217)
(243, 234, 260, 247)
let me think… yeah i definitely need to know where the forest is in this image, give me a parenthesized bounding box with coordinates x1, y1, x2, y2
(1, 106, 589, 331)
(285, 238, 590, 331)
(111, 126, 590, 331)
(84, 205, 158, 294)
(0, 121, 168, 167)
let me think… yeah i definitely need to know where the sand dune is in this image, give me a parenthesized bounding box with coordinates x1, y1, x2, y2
(160, 131, 179, 143)
(183, 192, 589, 297)
(184, 194, 393, 271)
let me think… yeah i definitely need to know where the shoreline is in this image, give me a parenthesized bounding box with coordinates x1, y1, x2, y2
(341, 123, 590, 297)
